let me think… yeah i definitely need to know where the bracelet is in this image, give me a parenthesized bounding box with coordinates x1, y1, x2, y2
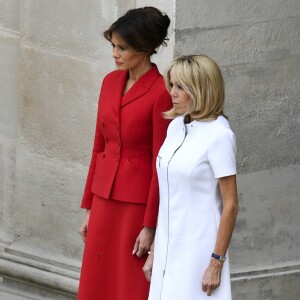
(211, 253, 226, 262)
(148, 251, 153, 255)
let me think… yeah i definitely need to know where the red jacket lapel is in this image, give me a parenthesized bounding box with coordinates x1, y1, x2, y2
(121, 64, 160, 107)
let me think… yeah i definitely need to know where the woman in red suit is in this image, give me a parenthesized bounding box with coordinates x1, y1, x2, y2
(77, 7, 171, 300)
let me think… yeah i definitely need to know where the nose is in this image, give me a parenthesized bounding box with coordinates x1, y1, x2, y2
(170, 86, 178, 98)
(112, 47, 119, 58)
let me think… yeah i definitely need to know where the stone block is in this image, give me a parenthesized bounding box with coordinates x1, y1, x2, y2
(230, 164, 300, 270)
(0, 0, 20, 31)
(176, 0, 300, 29)
(20, 0, 117, 59)
(232, 269, 300, 300)
(0, 29, 19, 138)
(0, 28, 19, 244)
(13, 147, 86, 263)
(19, 45, 111, 166)
(224, 57, 300, 173)
(0, 136, 16, 242)
(0, 255, 78, 299)
(175, 17, 300, 66)
(116, 0, 135, 15)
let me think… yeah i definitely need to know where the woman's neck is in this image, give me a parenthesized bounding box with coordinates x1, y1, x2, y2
(128, 60, 152, 82)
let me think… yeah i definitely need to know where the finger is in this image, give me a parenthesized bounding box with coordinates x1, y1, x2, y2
(136, 246, 146, 257)
(132, 240, 139, 255)
(142, 265, 152, 281)
(79, 228, 86, 235)
(145, 270, 152, 282)
(211, 277, 220, 290)
(79, 228, 86, 239)
(80, 232, 86, 243)
(206, 285, 213, 296)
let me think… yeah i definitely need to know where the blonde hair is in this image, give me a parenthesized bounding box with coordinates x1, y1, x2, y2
(164, 55, 226, 120)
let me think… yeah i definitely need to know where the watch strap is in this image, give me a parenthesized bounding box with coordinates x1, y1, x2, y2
(211, 252, 226, 262)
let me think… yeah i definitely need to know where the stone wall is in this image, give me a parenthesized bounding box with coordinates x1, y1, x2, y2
(174, 1, 300, 299)
(0, 0, 299, 299)
(0, 1, 174, 298)
(0, 0, 19, 245)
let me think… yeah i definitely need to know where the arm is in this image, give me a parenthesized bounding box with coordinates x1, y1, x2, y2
(79, 82, 106, 241)
(132, 89, 172, 257)
(80, 87, 105, 209)
(143, 89, 172, 227)
(202, 175, 238, 296)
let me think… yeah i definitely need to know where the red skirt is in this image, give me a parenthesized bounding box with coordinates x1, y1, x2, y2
(77, 195, 149, 300)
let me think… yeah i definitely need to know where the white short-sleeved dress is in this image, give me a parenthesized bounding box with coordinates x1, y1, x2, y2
(148, 115, 236, 300)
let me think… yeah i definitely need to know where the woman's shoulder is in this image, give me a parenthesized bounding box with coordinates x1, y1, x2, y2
(192, 116, 235, 143)
(100, 70, 128, 91)
(202, 116, 233, 133)
(215, 115, 231, 128)
(103, 69, 126, 81)
(206, 116, 236, 146)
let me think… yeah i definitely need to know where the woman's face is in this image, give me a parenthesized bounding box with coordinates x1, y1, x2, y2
(169, 72, 191, 115)
(110, 32, 150, 71)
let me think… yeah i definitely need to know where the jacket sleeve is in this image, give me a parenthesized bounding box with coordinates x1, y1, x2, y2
(143, 89, 172, 227)
(80, 86, 105, 209)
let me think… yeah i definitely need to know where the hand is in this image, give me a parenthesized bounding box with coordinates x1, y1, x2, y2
(202, 259, 223, 296)
(79, 209, 90, 243)
(132, 227, 155, 257)
(143, 252, 154, 281)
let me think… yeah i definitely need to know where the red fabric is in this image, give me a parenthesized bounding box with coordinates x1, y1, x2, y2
(78, 196, 149, 300)
(81, 64, 172, 227)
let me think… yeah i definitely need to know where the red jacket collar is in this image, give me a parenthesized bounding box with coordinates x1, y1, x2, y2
(121, 64, 160, 107)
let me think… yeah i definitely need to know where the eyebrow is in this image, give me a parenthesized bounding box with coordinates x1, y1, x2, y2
(111, 42, 129, 47)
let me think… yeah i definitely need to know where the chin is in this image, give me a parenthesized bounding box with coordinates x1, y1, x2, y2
(174, 108, 183, 115)
(116, 65, 127, 70)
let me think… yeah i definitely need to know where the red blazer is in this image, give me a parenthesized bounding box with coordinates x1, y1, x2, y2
(81, 64, 172, 227)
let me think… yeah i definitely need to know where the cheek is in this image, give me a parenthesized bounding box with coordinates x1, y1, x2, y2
(184, 97, 191, 108)
(122, 53, 129, 61)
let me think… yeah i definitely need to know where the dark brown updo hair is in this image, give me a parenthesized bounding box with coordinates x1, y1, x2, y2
(103, 6, 170, 55)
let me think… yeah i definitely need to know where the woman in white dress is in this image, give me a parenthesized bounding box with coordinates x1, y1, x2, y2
(143, 55, 239, 299)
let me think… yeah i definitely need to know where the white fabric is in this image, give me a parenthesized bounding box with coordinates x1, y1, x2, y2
(149, 115, 236, 300)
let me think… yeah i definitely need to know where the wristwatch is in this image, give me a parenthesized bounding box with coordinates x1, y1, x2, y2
(211, 253, 226, 262)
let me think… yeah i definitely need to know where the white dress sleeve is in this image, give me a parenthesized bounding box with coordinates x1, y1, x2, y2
(208, 128, 237, 178)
